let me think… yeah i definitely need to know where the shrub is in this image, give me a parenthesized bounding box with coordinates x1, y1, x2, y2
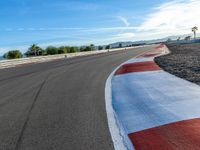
(90, 44, 95, 51)
(98, 46, 103, 50)
(46, 46, 58, 55)
(58, 46, 68, 54)
(105, 45, 110, 49)
(80, 47, 85, 52)
(80, 46, 92, 52)
(4, 50, 23, 59)
(68, 47, 77, 53)
(3, 53, 7, 58)
(85, 46, 92, 51)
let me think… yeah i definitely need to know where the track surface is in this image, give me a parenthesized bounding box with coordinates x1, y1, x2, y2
(0, 46, 151, 150)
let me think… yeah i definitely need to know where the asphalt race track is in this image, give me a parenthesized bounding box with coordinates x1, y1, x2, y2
(0, 46, 151, 150)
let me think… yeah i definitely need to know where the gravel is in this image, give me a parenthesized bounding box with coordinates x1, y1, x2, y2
(155, 43, 200, 85)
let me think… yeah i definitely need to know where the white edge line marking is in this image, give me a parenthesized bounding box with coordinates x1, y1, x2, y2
(105, 47, 157, 150)
(105, 66, 133, 150)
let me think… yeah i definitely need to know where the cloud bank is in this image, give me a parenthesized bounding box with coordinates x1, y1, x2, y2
(137, 0, 200, 38)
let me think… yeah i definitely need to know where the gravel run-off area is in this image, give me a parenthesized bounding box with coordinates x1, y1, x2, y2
(155, 43, 200, 85)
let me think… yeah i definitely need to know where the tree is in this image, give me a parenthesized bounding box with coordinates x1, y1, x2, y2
(80, 47, 85, 52)
(3, 53, 7, 58)
(167, 38, 172, 42)
(177, 37, 181, 41)
(40, 49, 47, 55)
(4, 50, 23, 59)
(79, 46, 92, 52)
(192, 26, 198, 39)
(30, 44, 41, 56)
(90, 44, 95, 51)
(119, 43, 122, 48)
(58, 46, 68, 54)
(105, 45, 110, 49)
(46, 46, 58, 55)
(185, 36, 191, 41)
(26, 44, 43, 57)
(68, 47, 77, 53)
(84, 46, 92, 51)
(98, 46, 103, 50)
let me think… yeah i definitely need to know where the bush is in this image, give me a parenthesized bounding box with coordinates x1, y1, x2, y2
(90, 44, 95, 51)
(105, 45, 110, 49)
(40, 49, 47, 55)
(68, 47, 77, 53)
(80, 46, 92, 52)
(80, 47, 85, 52)
(58, 46, 68, 54)
(3, 53, 7, 58)
(85, 46, 92, 51)
(46, 46, 58, 55)
(4, 50, 23, 59)
(98, 46, 103, 50)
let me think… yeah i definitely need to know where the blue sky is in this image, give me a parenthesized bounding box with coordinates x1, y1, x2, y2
(0, 0, 199, 54)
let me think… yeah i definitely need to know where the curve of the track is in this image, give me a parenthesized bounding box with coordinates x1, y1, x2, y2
(0, 46, 152, 150)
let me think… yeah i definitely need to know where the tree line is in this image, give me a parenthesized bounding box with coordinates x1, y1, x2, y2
(3, 44, 110, 59)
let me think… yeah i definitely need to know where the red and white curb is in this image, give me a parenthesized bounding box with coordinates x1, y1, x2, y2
(105, 44, 200, 150)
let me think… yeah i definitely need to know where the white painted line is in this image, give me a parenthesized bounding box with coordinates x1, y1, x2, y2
(105, 68, 133, 150)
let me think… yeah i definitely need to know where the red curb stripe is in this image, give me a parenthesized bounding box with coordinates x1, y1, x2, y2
(128, 118, 200, 150)
(114, 61, 161, 75)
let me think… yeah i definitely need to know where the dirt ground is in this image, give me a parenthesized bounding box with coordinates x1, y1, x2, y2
(155, 43, 200, 85)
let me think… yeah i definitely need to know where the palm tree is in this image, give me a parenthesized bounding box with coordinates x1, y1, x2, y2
(177, 37, 181, 41)
(184, 36, 191, 41)
(90, 44, 95, 51)
(192, 26, 198, 39)
(29, 44, 41, 56)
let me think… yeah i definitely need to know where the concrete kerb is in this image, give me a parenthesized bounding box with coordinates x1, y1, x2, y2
(105, 48, 157, 150)
(107, 44, 195, 150)
(109, 44, 200, 149)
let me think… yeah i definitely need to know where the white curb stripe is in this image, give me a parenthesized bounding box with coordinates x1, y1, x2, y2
(112, 70, 200, 134)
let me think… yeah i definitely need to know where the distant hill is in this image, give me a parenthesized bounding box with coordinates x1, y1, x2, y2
(106, 34, 198, 49)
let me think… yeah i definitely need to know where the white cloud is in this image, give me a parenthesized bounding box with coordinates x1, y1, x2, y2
(118, 16, 130, 27)
(138, 0, 200, 36)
